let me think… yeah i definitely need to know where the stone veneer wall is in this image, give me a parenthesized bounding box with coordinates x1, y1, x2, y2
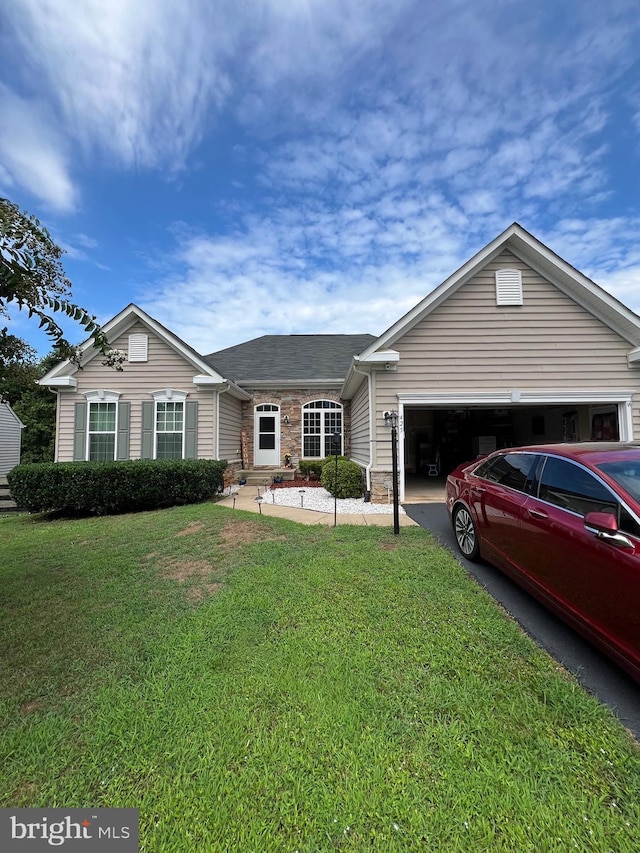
(241, 389, 351, 469)
(369, 469, 398, 503)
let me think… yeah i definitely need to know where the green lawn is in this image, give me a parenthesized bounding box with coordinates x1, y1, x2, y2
(1, 504, 639, 852)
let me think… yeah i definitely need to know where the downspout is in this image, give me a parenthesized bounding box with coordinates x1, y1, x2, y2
(215, 383, 231, 460)
(47, 388, 61, 462)
(352, 360, 374, 494)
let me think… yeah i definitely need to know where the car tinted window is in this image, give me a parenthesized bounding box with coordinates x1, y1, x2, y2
(596, 460, 640, 503)
(619, 506, 640, 539)
(538, 457, 618, 516)
(475, 453, 538, 492)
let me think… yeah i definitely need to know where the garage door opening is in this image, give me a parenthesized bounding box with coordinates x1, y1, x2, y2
(403, 404, 620, 501)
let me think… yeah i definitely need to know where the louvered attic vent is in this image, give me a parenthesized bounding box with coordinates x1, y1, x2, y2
(128, 333, 148, 362)
(495, 269, 523, 305)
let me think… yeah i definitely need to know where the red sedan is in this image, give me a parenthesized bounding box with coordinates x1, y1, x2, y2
(446, 442, 640, 683)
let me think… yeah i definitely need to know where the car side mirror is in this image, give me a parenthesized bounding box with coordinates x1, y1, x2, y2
(584, 511, 634, 550)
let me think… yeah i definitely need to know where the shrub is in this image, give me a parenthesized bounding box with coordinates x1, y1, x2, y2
(298, 456, 348, 479)
(321, 458, 364, 498)
(7, 459, 227, 516)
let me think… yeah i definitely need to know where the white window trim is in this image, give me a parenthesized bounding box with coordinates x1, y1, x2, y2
(301, 400, 343, 458)
(84, 390, 121, 461)
(151, 389, 187, 460)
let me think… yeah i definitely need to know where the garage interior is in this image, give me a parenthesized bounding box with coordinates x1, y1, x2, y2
(403, 404, 620, 501)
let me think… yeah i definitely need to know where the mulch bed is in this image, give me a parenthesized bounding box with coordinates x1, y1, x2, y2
(270, 479, 325, 489)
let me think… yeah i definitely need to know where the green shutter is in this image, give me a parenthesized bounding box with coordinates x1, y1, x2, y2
(185, 400, 198, 459)
(73, 402, 87, 461)
(141, 401, 154, 459)
(116, 402, 130, 460)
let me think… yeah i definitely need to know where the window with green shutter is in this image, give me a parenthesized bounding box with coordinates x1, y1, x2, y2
(156, 401, 184, 459)
(88, 402, 117, 460)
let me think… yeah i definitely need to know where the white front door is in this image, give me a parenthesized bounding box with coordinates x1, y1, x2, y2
(254, 404, 280, 466)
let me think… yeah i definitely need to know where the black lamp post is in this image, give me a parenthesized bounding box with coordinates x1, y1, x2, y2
(383, 411, 400, 535)
(332, 431, 341, 527)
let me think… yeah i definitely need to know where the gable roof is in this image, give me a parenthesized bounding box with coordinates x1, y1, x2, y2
(359, 222, 640, 360)
(205, 334, 376, 385)
(39, 304, 249, 398)
(0, 400, 25, 429)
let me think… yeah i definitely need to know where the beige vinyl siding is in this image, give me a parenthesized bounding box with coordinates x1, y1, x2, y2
(56, 322, 216, 461)
(218, 390, 242, 463)
(373, 250, 640, 465)
(349, 376, 371, 467)
(394, 252, 635, 388)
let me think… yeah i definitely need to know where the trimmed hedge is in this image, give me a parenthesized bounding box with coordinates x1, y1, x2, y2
(7, 459, 228, 516)
(298, 456, 349, 479)
(321, 458, 364, 499)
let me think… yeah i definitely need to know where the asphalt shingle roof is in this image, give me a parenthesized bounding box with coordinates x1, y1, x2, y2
(205, 334, 376, 383)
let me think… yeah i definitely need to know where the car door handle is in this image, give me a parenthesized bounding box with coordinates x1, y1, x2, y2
(528, 508, 548, 519)
(471, 486, 486, 495)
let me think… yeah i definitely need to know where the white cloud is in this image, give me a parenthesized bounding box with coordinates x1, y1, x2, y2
(4, 0, 232, 172)
(0, 86, 77, 211)
(542, 217, 640, 315)
(4, 0, 640, 354)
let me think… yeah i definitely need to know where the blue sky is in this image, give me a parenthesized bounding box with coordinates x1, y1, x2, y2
(2, 0, 640, 357)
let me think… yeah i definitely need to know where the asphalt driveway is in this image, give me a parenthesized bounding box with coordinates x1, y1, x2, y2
(405, 502, 640, 741)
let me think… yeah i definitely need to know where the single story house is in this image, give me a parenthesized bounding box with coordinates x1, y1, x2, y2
(0, 400, 25, 476)
(40, 223, 640, 502)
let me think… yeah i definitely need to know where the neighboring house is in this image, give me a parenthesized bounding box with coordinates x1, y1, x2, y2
(0, 400, 25, 476)
(40, 223, 640, 502)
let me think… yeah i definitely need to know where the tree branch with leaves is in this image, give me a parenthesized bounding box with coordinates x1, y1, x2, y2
(0, 196, 119, 368)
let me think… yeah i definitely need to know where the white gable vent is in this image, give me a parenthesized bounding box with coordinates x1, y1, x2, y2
(495, 269, 523, 305)
(128, 333, 148, 362)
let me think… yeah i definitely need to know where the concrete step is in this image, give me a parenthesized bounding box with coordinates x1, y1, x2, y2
(0, 477, 18, 512)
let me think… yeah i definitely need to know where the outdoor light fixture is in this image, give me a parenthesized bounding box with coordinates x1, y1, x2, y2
(283, 415, 290, 425)
(299, 489, 305, 508)
(383, 411, 400, 535)
(255, 495, 263, 514)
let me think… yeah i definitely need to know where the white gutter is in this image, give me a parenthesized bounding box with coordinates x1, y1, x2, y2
(352, 359, 374, 495)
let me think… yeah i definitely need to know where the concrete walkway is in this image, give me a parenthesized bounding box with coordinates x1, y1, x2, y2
(216, 487, 418, 527)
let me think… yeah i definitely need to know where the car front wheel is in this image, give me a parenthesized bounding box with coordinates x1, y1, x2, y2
(453, 505, 480, 561)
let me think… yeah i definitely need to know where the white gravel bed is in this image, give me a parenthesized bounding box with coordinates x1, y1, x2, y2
(259, 486, 403, 515)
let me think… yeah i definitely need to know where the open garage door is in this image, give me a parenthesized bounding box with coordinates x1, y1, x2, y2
(400, 397, 630, 503)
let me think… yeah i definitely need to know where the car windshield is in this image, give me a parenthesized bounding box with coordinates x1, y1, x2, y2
(596, 459, 640, 503)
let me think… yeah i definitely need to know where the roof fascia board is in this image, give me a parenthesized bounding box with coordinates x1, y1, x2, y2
(358, 350, 400, 364)
(38, 376, 77, 389)
(341, 364, 366, 399)
(193, 376, 251, 400)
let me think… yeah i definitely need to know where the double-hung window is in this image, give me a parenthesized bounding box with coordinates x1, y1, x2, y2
(152, 390, 187, 459)
(84, 391, 120, 461)
(302, 400, 343, 457)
